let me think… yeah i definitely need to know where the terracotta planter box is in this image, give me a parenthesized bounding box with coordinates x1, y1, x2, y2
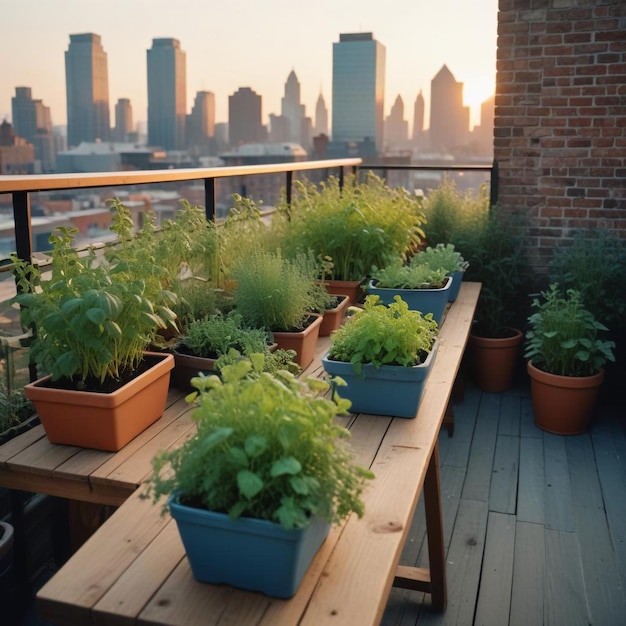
(272, 314, 322, 370)
(24, 351, 174, 451)
(318, 295, 350, 337)
(323, 280, 363, 306)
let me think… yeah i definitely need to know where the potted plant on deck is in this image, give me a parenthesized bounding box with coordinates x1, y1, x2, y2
(11, 200, 178, 451)
(275, 173, 426, 305)
(231, 250, 326, 369)
(525, 284, 615, 434)
(322, 295, 439, 418)
(366, 262, 451, 326)
(144, 355, 373, 598)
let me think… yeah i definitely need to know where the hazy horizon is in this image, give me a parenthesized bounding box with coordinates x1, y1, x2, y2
(1, 0, 498, 133)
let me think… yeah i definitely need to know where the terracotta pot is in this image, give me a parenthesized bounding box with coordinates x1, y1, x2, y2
(24, 351, 174, 451)
(527, 361, 604, 435)
(272, 314, 322, 370)
(468, 328, 523, 393)
(318, 295, 350, 337)
(323, 280, 363, 306)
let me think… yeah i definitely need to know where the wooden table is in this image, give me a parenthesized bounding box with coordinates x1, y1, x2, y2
(30, 282, 480, 626)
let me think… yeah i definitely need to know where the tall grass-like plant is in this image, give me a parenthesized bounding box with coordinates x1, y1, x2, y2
(276, 173, 426, 281)
(232, 250, 318, 332)
(525, 284, 615, 377)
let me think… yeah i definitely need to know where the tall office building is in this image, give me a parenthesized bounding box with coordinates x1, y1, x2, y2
(429, 65, 469, 154)
(113, 98, 133, 142)
(331, 32, 386, 153)
(65, 33, 110, 147)
(228, 87, 266, 147)
(412, 90, 425, 144)
(147, 38, 187, 151)
(384, 95, 408, 147)
(314, 92, 328, 136)
(280, 70, 306, 144)
(12, 86, 56, 171)
(186, 91, 215, 154)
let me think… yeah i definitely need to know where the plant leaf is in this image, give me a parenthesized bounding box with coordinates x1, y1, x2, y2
(237, 470, 264, 499)
(271, 456, 302, 477)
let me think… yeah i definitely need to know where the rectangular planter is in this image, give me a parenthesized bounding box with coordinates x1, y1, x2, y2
(24, 352, 174, 451)
(318, 294, 350, 337)
(169, 494, 330, 598)
(447, 270, 464, 302)
(366, 278, 451, 327)
(272, 314, 322, 370)
(321, 339, 439, 418)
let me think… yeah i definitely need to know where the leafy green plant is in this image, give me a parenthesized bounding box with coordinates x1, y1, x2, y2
(524, 284, 615, 377)
(370, 263, 449, 290)
(549, 229, 626, 338)
(11, 201, 178, 386)
(145, 355, 374, 530)
(454, 209, 529, 338)
(411, 243, 469, 274)
(327, 295, 439, 374)
(276, 173, 426, 281)
(0, 385, 34, 433)
(180, 313, 270, 359)
(232, 250, 319, 332)
(215, 347, 300, 376)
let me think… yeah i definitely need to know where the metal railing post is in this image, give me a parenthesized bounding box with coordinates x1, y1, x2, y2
(285, 170, 293, 209)
(339, 166, 345, 192)
(490, 159, 499, 208)
(12, 191, 33, 264)
(204, 178, 216, 222)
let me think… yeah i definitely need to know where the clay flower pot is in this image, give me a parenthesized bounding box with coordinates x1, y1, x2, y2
(469, 328, 523, 393)
(318, 295, 350, 337)
(527, 360, 604, 435)
(272, 314, 323, 370)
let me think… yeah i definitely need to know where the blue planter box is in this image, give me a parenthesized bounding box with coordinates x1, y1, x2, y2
(321, 339, 438, 418)
(447, 270, 464, 302)
(365, 277, 451, 326)
(168, 494, 330, 598)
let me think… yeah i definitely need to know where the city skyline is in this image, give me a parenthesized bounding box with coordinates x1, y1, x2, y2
(1, 0, 498, 133)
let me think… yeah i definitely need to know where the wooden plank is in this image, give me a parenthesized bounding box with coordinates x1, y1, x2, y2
(439, 386, 480, 470)
(417, 498, 489, 625)
(543, 433, 575, 532)
(565, 434, 604, 510)
(489, 435, 519, 515)
(509, 521, 545, 626)
(573, 504, 626, 625)
(474, 512, 516, 626)
(519, 395, 540, 439)
(0, 422, 47, 464)
(461, 393, 500, 502)
(497, 393, 521, 437)
(591, 431, 626, 584)
(517, 436, 545, 525)
(37, 488, 172, 626)
(544, 529, 590, 625)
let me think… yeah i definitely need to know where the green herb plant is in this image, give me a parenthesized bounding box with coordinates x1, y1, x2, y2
(11, 201, 178, 386)
(145, 355, 374, 530)
(180, 313, 270, 359)
(524, 284, 615, 377)
(0, 385, 34, 434)
(411, 243, 469, 274)
(276, 172, 426, 281)
(232, 250, 319, 332)
(371, 263, 449, 290)
(327, 295, 439, 374)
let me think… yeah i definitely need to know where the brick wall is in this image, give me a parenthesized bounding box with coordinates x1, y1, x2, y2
(494, 0, 626, 271)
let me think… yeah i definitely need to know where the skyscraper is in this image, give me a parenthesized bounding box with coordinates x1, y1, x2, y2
(113, 98, 133, 142)
(384, 95, 408, 147)
(331, 32, 386, 153)
(147, 38, 187, 151)
(228, 87, 266, 147)
(280, 70, 306, 144)
(187, 91, 215, 144)
(412, 90, 425, 145)
(314, 93, 328, 137)
(429, 65, 469, 154)
(11, 86, 56, 172)
(65, 33, 110, 147)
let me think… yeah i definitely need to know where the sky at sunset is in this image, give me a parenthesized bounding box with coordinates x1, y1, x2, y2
(0, 0, 499, 134)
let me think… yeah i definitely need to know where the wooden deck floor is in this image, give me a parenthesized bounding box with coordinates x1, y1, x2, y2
(382, 375, 626, 626)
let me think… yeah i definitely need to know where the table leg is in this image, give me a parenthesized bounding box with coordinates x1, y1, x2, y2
(424, 442, 447, 611)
